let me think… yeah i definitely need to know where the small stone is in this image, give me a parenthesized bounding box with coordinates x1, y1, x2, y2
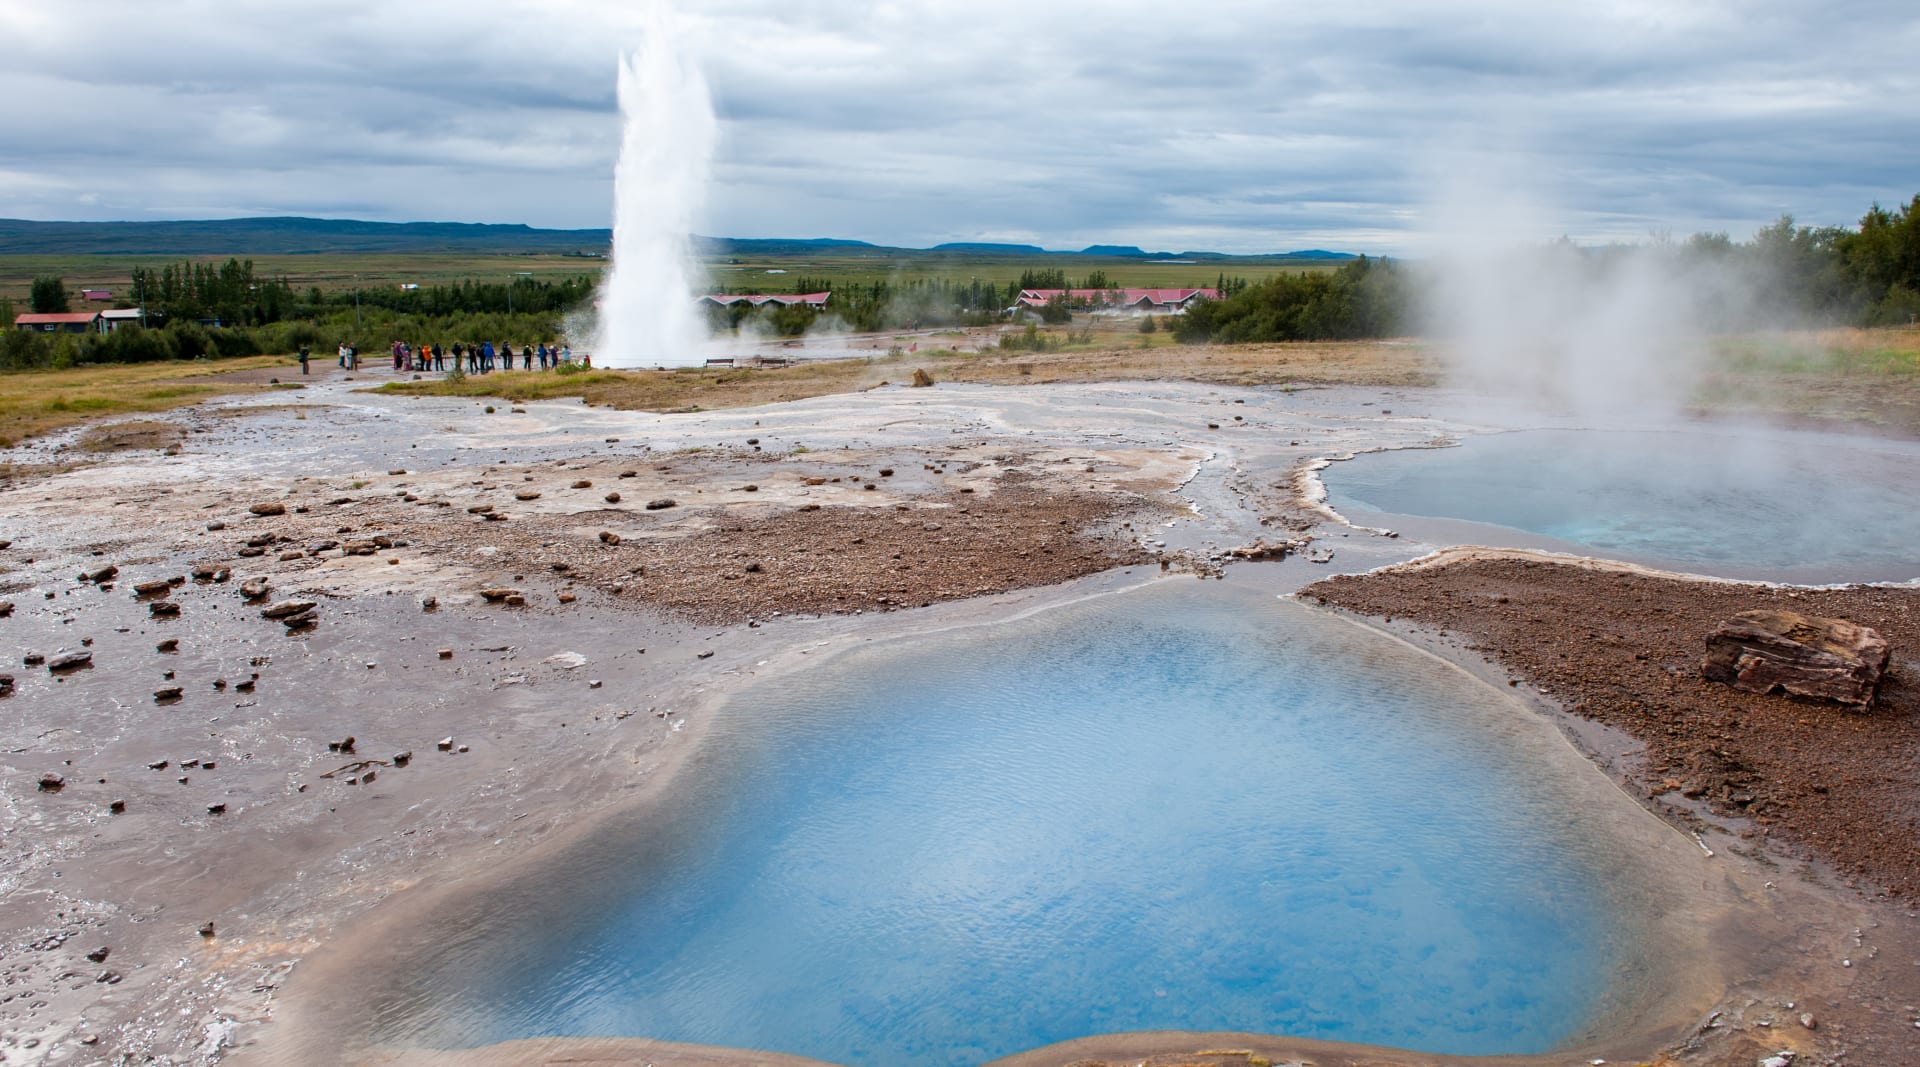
(557, 592, 576, 603)
(149, 600, 181, 617)
(479, 588, 519, 602)
(437, 737, 454, 751)
(39, 773, 65, 792)
(572, 479, 593, 489)
(109, 799, 126, 813)
(86, 947, 110, 963)
(48, 650, 94, 672)
(878, 468, 894, 477)
(260, 600, 316, 620)
(240, 578, 270, 600)
(457, 744, 469, 753)
(604, 491, 621, 503)
(467, 504, 494, 514)
(588, 679, 602, 689)
(742, 484, 757, 493)
(153, 686, 183, 702)
(133, 579, 172, 596)
(206, 803, 226, 815)
(503, 593, 527, 607)
(0, 674, 12, 697)
(599, 530, 622, 545)
(0, 601, 11, 618)
(438, 648, 453, 659)
(619, 470, 637, 478)
(81, 563, 119, 583)
(697, 650, 715, 659)
(388, 468, 406, 476)
(148, 759, 169, 770)
(392, 750, 412, 766)
(25, 652, 47, 666)
(422, 595, 438, 611)
(645, 498, 676, 510)
(1800, 1013, 1817, 1030)
(249, 502, 286, 516)
(516, 490, 542, 500)
(199, 922, 216, 938)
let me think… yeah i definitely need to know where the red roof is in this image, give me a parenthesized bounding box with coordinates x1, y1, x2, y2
(1016, 288, 1218, 308)
(14, 312, 103, 324)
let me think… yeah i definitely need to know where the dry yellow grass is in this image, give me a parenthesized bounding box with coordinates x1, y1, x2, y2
(375, 339, 1443, 413)
(0, 355, 290, 446)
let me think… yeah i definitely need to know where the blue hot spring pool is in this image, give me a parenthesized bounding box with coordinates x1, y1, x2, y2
(373, 585, 1650, 1065)
(1323, 427, 1920, 582)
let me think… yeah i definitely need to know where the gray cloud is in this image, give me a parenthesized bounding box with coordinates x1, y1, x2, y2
(0, 0, 1914, 253)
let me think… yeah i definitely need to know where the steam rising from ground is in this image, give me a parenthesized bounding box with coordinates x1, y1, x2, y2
(1419, 157, 1704, 423)
(596, 5, 716, 369)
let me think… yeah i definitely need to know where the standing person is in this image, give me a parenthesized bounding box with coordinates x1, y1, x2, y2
(522, 344, 532, 371)
(337, 341, 350, 369)
(451, 342, 463, 372)
(537, 342, 548, 370)
(481, 340, 494, 373)
(433, 342, 444, 371)
(298, 346, 310, 375)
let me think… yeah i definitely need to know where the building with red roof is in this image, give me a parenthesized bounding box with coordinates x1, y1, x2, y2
(13, 311, 104, 334)
(1015, 287, 1218, 312)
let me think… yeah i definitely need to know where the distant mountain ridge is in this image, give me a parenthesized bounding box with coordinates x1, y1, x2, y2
(0, 216, 1357, 261)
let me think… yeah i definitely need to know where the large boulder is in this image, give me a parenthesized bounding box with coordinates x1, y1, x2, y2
(1702, 609, 1890, 707)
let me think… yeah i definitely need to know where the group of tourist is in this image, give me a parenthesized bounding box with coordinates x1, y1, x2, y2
(329, 340, 587, 373)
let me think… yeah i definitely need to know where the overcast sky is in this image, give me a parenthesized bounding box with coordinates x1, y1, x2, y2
(2, 0, 1915, 254)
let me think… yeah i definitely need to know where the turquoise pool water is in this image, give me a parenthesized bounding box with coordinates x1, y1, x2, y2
(1323, 428, 1920, 582)
(375, 585, 1636, 1066)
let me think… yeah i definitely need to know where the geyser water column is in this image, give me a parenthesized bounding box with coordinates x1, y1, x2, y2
(596, 5, 716, 369)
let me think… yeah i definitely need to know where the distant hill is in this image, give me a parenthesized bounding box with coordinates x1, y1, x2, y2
(0, 217, 1360, 262)
(929, 242, 1050, 255)
(0, 217, 614, 255)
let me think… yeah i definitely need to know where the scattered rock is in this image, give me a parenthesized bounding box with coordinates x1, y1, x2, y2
(199, 922, 216, 938)
(87, 947, 110, 963)
(479, 588, 519, 602)
(206, 803, 226, 815)
(387, 468, 406, 475)
(109, 799, 125, 814)
(1799, 1012, 1817, 1030)
(342, 540, 377, 556)
(1703, 609, 1890, 706)
(156, 638, 179, 653)
(260, 600, 317, 620)
(571, 479, 593, 489)
(249, 502, 286, 516)
(421, 595, 438, 611)
(245, 533, 276, 548)
(438, 648, 453, 659)
(619, 470, 637, 478)
(0, 674, 12, 697)
(153, 686, 183, 702)
(604, 491, 621, 503)
(191, 564, 218, 580)
(328, 736, 357, 754)
(48, 650, 93, 672)
(645, 498, 676, 510)
(132, 579, 173, 596)
(392, 750, 412, 766)
(237, 546, 266, 558)
(515, 490, 542, 500)
(599, 530, 621, 545)
(503, 593, 527, 607)
(437, 737, 454, 751)
(0, 600, 12, 618)
(81, 564, 119, 583)
(279, 549, 305, 561)
(878, 468, 894, 477)
(39, 773, 65, 792)
(467, 504, 494, 514)
(557, 592, 577, 603)
(240, 578, 270, 600)
(24, 652, 46, 666)
(697, 650, 715, 659)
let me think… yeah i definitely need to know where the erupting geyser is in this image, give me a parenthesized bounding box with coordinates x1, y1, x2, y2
(595, 6, 716, 369)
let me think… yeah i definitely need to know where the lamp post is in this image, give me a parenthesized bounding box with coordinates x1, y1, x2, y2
(353, 275, 362, 329)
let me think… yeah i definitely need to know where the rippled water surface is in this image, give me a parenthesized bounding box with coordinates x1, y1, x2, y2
(1324, 428, 1920, 581)
(376, 586, 1637, 1066)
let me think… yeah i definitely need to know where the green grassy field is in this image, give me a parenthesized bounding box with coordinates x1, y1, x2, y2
(0, 250, 1342, 305)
